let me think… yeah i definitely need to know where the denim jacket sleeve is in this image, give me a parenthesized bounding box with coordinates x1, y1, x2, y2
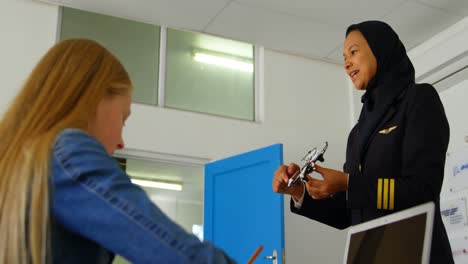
(51, 129, 236, 264)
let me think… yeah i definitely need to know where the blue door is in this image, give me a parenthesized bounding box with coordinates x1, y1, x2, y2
(204, 144, 284, 263)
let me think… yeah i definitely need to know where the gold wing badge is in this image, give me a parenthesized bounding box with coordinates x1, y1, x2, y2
(379, 126, 398, 134)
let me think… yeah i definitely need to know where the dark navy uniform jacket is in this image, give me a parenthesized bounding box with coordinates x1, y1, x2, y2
(291, 83, 453, 263)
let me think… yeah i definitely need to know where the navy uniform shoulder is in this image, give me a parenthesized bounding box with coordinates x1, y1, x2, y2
(414, 83, 437, 93)
(405, 83, 441, 105)
(404, 83, 448, 129)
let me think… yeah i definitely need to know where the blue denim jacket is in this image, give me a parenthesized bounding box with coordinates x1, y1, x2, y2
(50, 129, 235, 264)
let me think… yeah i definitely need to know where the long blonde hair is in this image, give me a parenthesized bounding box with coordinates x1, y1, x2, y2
(0, 39, 132, 263)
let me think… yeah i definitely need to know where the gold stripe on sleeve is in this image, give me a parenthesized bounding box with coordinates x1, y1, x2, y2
(377, 178, 382, 209)
(383, 179, 389, 210)
(389, 179, 395, 210)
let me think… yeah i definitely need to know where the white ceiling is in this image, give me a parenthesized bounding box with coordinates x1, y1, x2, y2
(48, 0, 468, 64)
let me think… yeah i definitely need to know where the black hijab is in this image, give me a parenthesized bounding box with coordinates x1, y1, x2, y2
(346, 21, 415, 157)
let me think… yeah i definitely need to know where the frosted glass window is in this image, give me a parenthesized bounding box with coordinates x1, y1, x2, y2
(60, 7, 160, 105)
(165, 29, 255, 120)
(112, 156, 204, 264)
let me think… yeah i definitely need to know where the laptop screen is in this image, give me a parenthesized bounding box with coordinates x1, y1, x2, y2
(346, 213, 428, 264)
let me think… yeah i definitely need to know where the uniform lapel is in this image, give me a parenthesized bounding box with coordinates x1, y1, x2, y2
(360, 105, 398, 161)
(359, 85, 408, 162)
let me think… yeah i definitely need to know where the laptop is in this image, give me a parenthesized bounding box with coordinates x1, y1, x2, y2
(343, 202, 435, 264)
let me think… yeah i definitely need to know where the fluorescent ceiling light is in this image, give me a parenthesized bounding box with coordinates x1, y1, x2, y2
(130, 178, 183, 191)
(193, 52, 253, 73)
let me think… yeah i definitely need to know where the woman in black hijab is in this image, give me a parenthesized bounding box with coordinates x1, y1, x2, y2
(273, 21, 453, 263)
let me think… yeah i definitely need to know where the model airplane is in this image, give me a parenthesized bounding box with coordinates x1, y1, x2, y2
(287, 142, 328, 188)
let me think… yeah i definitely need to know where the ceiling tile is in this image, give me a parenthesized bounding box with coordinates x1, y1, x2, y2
(383, 1, 463, 49)
(206, 1, 343, 59)
(416, 0, 468, 16)
(233, 0, 408, 27)
(62, 0, 230, 31)
(56, 0, 464, 64)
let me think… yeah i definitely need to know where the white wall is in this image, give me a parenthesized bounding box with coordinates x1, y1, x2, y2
(0, 0, 58, 116)
(2, 1, 352, 263)
(125, 52, 349, 165)
(408, 16, 468, 86)
(125, 50, 351, 263)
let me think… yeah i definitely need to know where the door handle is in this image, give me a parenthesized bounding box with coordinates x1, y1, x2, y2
(264, 249, 278, 264)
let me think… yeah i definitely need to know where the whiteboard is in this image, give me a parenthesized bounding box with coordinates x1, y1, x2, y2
(446, 147, 468, 193)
